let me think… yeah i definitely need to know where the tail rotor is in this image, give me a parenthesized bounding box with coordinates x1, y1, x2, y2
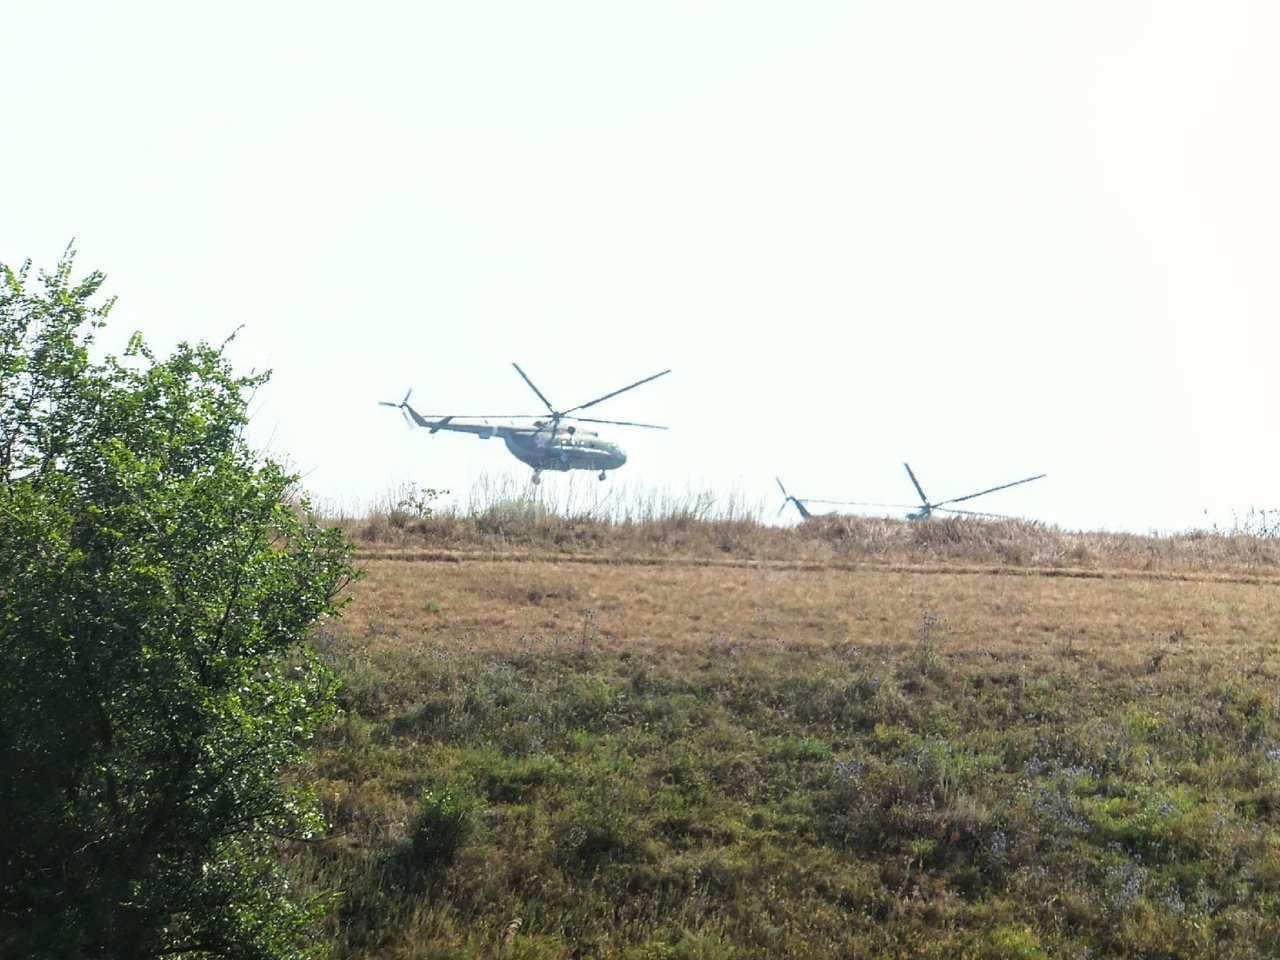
(379, 390, 415, 428)
(776, 478, 813, 520)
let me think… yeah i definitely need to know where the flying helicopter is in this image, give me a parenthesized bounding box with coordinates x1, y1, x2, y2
(381, 363, 670, 484)
(777, 463, 1046, 521)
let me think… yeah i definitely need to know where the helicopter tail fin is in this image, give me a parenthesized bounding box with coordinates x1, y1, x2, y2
(379, 389, 441, 430)
(775, 478, 813, 520)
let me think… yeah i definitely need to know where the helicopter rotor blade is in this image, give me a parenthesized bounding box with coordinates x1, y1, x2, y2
(564, 369, 671, 416)
(570, 415, 667, 430)
(511, 363, 557, 415)
(935, 507, 1017, 520)
(775, 477, 795, 516)
(378, 388, 414, 409)
(936, 473, 1046, 508)
(774, 477, 813, 520)
(379, 389, 415, 428)
(903, 463, 930, 507)
(434, 413, 537, 420)
(804, 499, 918, 509)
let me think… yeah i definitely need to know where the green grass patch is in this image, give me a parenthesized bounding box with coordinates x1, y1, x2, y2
(293, 631, 1280, 959)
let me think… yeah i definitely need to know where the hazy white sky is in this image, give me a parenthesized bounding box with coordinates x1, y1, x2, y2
(4, 1, 1277, 532)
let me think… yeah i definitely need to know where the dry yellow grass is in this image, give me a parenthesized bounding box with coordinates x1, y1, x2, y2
(337, 514, 1280, 677)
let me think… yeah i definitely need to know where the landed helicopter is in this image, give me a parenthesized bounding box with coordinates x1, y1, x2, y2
(777, 463, 1046, 521)
(381, 364, 670, 484)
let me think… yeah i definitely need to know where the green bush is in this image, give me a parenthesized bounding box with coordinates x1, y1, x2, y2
(412, 787, 477, 871)
(0, 248, 356, 959)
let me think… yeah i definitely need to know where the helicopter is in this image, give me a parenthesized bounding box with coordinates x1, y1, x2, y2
(381, 363, 670, 484)
(777, 463, 1046, 521)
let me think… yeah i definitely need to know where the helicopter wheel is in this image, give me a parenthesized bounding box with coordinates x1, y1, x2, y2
(531, 471, 542, 486)
(598, 471, 607, 481)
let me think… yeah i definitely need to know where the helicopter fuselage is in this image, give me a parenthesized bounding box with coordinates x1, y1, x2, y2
(392, 405, 627, 478)
(500, 424, 626, 475)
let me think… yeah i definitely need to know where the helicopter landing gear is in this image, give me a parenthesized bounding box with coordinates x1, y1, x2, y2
(598, 470, 607, 481)
(531, 470, 542, 485)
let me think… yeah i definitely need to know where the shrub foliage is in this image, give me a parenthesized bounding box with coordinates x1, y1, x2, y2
(0, 248, 356, 959)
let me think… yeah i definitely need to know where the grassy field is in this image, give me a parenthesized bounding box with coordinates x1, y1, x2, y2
(289, 495, 1280, 959)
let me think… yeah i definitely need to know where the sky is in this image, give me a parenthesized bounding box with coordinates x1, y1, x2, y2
(4, 1, 1278, 533)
